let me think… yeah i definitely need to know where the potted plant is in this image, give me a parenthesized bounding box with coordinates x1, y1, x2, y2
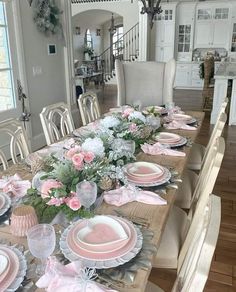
(84, 46, 94, 61)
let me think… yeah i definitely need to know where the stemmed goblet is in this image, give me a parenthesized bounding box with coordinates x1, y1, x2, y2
(27, 224, 56, 276)
(76, 180, 97, 212)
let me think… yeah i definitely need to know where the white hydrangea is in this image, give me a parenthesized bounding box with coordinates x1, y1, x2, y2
(100, 116, 121, 128)
(128, 111, 146, 123)
(81, 137, 105, 157)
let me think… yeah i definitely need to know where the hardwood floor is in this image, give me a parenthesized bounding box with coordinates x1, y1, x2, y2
(98, 84, 236, 291)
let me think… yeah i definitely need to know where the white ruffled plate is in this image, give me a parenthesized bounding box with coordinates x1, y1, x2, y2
(60, 217, 143, 269)
(0, 193, 11, 217)
(0, 245, 27, 292)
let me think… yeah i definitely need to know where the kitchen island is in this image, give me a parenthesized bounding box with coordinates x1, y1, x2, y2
(211, 62, 236, 125)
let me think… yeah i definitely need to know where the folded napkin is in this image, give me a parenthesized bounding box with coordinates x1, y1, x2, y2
(0, 174, 31, 197)
(141, 142, 186, 157)
(104, 186, 167, 206)
(36, 257, 117, 292)
(164, 120, 197, 131)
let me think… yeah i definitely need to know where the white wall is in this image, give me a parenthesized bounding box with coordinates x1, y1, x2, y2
(19, 0, 67, 150)
(71, 1, 139, 34)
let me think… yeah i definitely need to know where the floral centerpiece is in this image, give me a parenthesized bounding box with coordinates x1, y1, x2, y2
(25, 137, 132, 222)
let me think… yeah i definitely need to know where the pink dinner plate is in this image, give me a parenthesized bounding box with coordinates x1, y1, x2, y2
(172, 114, 192, 121)
(0, 194, 6, 210)
(125, 162, 164, 179)
(69, 218, 131, 254)
(66, 217, 137, 260)
(155, 132, 182, 144)
(0, 246, 20, 292)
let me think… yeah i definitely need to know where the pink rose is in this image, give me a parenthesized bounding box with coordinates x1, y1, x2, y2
(65, 145, 81, 159)
(122, 107, 134, 118)
(47, 197, 64, 206)
(83, 151, 95, 163)
(40, 180, 63, 199)
(71, 153, 84, 170)
(129, 123, 138, 132)
(66, 196, 81, 211)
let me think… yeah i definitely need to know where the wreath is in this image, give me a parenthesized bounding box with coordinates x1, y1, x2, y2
(31, 0, 63, 37)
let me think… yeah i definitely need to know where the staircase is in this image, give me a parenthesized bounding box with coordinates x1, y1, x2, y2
(94, 22, 139, 84)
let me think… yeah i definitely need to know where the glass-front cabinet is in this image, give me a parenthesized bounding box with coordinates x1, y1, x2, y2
(177, 25, 191, 53)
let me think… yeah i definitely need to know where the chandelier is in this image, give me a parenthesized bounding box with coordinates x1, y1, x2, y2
(140, 0, 163, 29)
(109, 13, 117, 35)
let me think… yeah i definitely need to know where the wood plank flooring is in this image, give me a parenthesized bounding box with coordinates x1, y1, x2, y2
(97, 84, 236, 291)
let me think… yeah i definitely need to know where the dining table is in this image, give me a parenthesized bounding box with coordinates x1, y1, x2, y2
(0, 110, 205, 292)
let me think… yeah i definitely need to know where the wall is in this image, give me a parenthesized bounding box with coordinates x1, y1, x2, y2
(19, 0, 66, 150)
(72, 14, 103, 65)
(71, 1, 139, 34)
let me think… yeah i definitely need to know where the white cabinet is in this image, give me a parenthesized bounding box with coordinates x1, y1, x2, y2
(194, 4, 231, 49)
(175, 63, 192, 87)
(175, 63, 203, 89)
(155, 4, 176, 62)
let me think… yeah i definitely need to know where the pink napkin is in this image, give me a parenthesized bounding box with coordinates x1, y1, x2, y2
(141, 142, 185, 157)
(36, 257, 117, 292)
(103, 186, 167, 206)
(164, 120, 197, 131)
(0, 174, 31, 197)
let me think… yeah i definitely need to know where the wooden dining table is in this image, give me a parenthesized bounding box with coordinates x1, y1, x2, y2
(0, 110, 205, 292)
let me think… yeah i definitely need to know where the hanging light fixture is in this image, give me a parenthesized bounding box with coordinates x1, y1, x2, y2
(109, 13, 117, 35)
(140, 0, 163, 29)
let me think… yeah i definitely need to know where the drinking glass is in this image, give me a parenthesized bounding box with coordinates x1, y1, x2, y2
(76, 181, 97, 211)
(27, 224, 56, 276)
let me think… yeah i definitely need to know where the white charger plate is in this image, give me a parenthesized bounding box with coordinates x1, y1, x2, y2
(0, 245, 27, 292)
(0, 193, 11, 217)
(60, 216, 143, 269)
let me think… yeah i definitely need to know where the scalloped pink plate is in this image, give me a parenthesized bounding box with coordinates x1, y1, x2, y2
(66, 217, 137, 260)
(172, 114, 192, 121)
(0, 246, 20, 292)
(155, 132, 182, 144)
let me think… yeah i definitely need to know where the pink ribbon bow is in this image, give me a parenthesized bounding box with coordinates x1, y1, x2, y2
(164, 120, 197, 131)
(36, 257, 117, 292)
(0, 174, 31, 197)
(103, 186, 167, 207)
(141, 142, 186, 157)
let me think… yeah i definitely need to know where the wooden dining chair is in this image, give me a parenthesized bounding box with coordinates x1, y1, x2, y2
(152, 137, 224, 271)
(175, 113, 227, 209)
(145, 194, 221, 292)
(40, 102, 75, 146)
(77, 91, 101, 126)
(188, 99, 228, 171)
(0, 119, 30, 170)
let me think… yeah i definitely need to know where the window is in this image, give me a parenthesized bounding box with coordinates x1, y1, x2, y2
(178, 25, 191, 52)
(0, 2, 15, 112)
(113, 26, 123, 57)
(197, 9, 211, 20)
(85, 29, 92, 49)
(215, 8, 229, 19)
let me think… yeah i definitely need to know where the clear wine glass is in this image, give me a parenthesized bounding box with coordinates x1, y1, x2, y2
(27, 224, 56, 276)
(76, 181, 97, 212)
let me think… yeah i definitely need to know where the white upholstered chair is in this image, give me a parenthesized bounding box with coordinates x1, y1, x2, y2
(187, 98, 228, 171)
(77, 91, 101, 126)
(145, 194, 221, 292)
(115, 59, 176, 107)
(175, 112, 227, 209)
(40, 102, 75, 146)
(0, 119, 30, 170)
(152, 137, 224, 271)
